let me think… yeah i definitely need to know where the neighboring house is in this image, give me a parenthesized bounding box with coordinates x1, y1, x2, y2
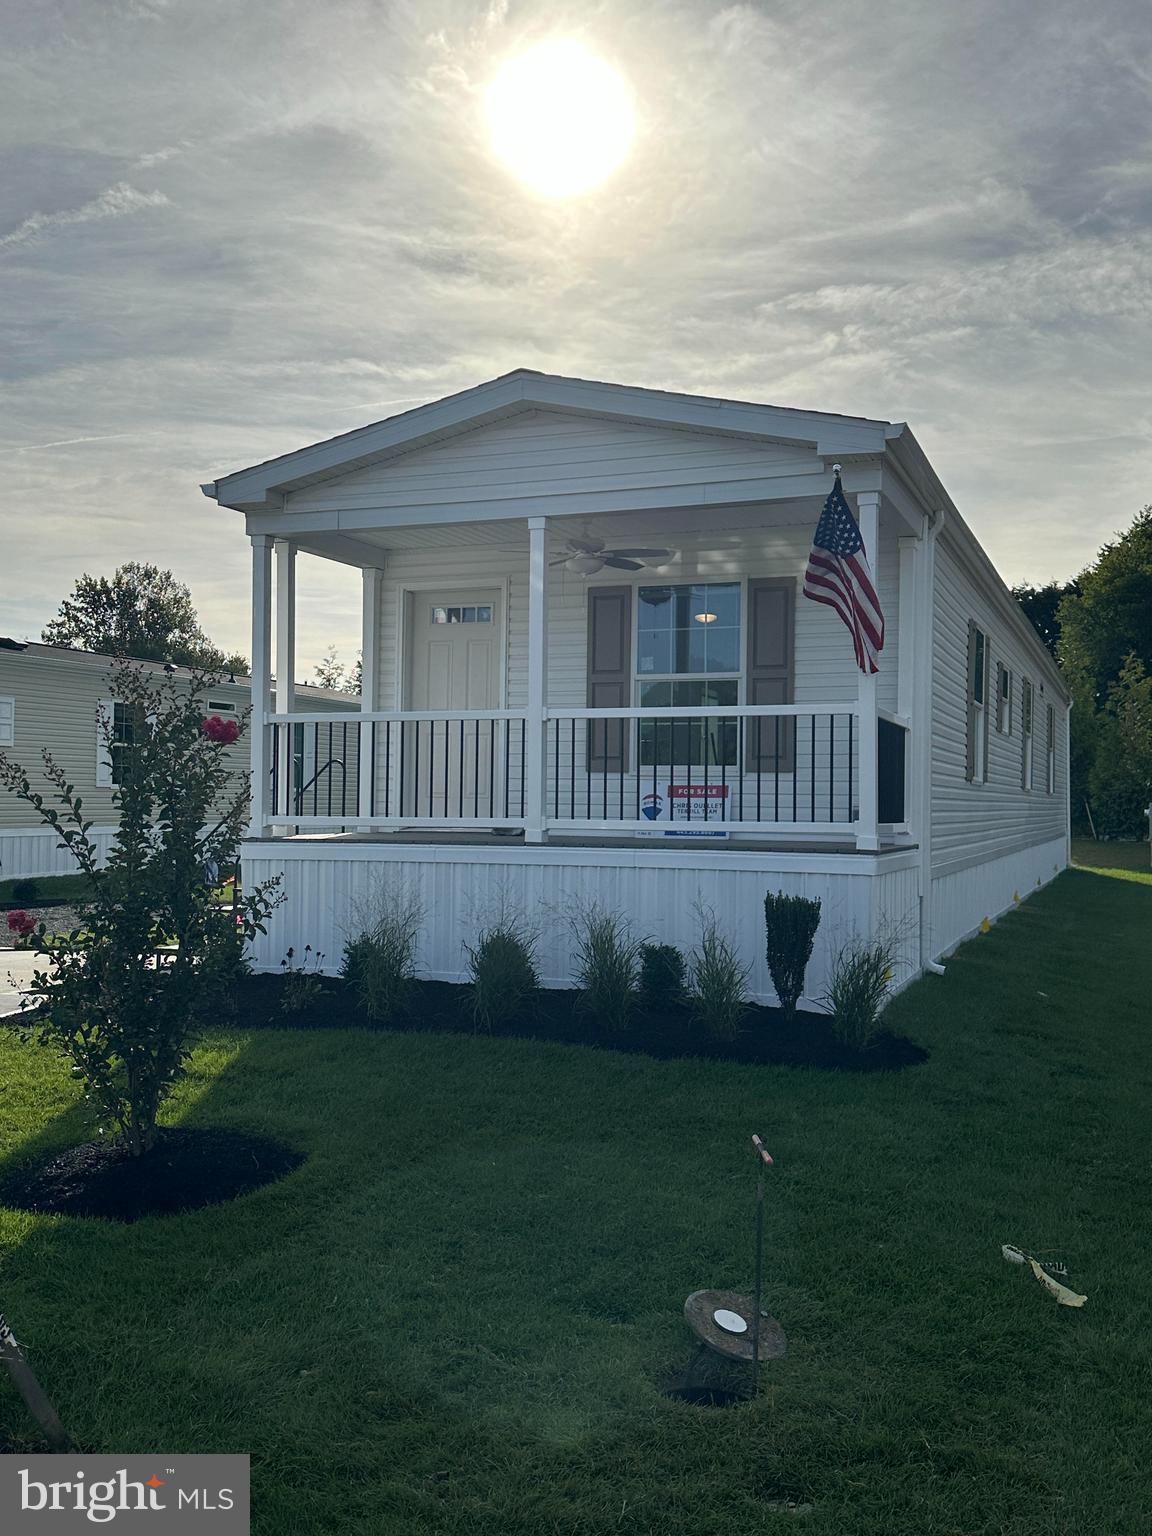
(201, 370, 1070, 1003)
(0, 640, 359, 881)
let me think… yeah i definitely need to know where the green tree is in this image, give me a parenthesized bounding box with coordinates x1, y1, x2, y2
(1057, 508, 1152, 702)
(313, 645, 362, 694)
(1011, 581, 1077, 659)
(1087, 655, 1152, 838)
(0, 662, 280, 1155)
(43, 563, 247, 673)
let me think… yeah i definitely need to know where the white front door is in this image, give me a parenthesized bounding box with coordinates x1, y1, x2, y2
(405, 590, 502, 819)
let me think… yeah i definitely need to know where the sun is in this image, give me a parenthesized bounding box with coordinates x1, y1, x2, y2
(485, 40, 635, 199)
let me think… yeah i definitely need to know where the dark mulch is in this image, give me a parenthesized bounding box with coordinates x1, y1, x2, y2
(233, 973, 926, 1073)
(0, 1127, 305, 1222)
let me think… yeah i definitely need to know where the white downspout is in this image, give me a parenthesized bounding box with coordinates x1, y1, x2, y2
(917, 508, 946, 972)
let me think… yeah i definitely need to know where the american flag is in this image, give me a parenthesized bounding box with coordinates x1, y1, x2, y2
(802, 472, 885, 674)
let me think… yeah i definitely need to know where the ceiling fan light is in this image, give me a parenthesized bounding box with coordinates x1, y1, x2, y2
(694, 611, 718, 624)
(568, 553, 604, 575)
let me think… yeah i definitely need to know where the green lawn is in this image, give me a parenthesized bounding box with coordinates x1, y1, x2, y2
(1072, 836, 1151, 876)
(1, 866, 1150, 1534)
(0, 873, 92, 905)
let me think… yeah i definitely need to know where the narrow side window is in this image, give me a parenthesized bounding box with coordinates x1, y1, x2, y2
(966, 623, 989, 783)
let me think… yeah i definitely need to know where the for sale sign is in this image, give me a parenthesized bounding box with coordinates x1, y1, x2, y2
(640, 783, 730, 838)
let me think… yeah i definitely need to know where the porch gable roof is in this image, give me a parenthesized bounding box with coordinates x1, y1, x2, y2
(201, 369, 902, 513)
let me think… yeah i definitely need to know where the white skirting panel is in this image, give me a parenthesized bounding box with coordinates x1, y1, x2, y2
(928, 835, 1067, 961)
(0, 825, 119, 881)
(242, 841, 921, 1008)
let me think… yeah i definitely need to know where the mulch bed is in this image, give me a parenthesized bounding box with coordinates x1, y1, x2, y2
(0, 1127, 305, 1222)
(234, 973, 927, 1073)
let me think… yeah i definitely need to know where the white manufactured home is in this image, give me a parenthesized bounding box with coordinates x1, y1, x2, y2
(202, 371, 1070, 1002)
(0, 640, 359, 881)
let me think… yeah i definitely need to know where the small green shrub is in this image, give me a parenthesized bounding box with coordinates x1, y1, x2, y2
(824, 938, 896, 1050)
(341, 883, 423, 1023)
(688, 915, 750, 1041)
(638, 943, 687, 1009)
(764, 890, 822, 1018)
(10, 878, 39, 905)
(571, 904, 642, 1034)
(465, 919, 540, 1031)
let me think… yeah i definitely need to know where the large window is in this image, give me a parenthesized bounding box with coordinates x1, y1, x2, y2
(636, 583, 740, 767)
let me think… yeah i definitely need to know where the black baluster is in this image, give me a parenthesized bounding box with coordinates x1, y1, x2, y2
(503, 717, 510, 818)
(847, 713, 854, 823)
(828, 713, 834, 824)
(488, 717, 495, 819)
(271, 723, 280, 816)
(519, 718, 525, 819)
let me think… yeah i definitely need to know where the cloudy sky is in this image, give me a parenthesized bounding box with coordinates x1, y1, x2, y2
(2, 0, 1149, 673)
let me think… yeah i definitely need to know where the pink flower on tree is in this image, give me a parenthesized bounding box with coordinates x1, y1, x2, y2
(6, 910, 36, 939)
(201, 715, 241, 745)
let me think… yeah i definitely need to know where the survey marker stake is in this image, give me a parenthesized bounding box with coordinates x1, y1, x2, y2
(0, 1310, 75, 1452)
(750, 1134, 774, 1399)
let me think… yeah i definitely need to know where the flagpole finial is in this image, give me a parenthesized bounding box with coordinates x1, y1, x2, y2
(832, 463, 842, 476)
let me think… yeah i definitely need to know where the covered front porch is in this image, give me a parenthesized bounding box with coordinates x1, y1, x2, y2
(247, 493, 922, 856)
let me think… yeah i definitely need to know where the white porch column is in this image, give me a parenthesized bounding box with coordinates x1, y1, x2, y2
(274, 539, 296, 833)
(249, 534, 273, 839)
(358, 565, 382, 828)
(855, 491, 882, 852)
(524, 515, 548, 842)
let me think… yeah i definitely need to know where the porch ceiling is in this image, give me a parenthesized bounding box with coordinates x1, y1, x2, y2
(294, 496, 839, 563)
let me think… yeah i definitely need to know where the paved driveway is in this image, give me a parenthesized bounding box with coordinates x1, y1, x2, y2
(0, 950, 40, 1017)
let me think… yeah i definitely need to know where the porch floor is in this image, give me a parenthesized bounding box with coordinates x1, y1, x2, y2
(263, 830, 915, 856)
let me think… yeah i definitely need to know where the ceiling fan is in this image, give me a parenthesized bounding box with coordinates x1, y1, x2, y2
(550, 536, 675, 575)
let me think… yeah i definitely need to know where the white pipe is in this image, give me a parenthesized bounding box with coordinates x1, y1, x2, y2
(914, 507, 945, 972)
(926, 960, 946, 975)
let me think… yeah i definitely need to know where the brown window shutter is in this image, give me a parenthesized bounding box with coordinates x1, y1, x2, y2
(965, 620, 977, 782)
(587, 585, 631, 773)
(746, 578, 795, 773)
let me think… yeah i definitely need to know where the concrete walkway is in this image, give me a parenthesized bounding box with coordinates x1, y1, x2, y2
(0, 950, 40, 1017)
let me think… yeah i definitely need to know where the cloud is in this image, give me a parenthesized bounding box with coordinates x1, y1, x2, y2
(0, 182, 170, 251)
(0, 0, 1149, 667)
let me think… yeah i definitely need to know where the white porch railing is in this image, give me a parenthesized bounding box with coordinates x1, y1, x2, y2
(261, 704, 909, 847)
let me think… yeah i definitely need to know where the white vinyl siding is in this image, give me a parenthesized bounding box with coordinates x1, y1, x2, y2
(285, 410, 822, 517)
(931, 539, 1067, 876)
(0, 651, 356, 832)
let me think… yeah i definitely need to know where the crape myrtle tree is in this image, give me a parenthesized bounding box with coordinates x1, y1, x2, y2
(0, 662, 281, 1156)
